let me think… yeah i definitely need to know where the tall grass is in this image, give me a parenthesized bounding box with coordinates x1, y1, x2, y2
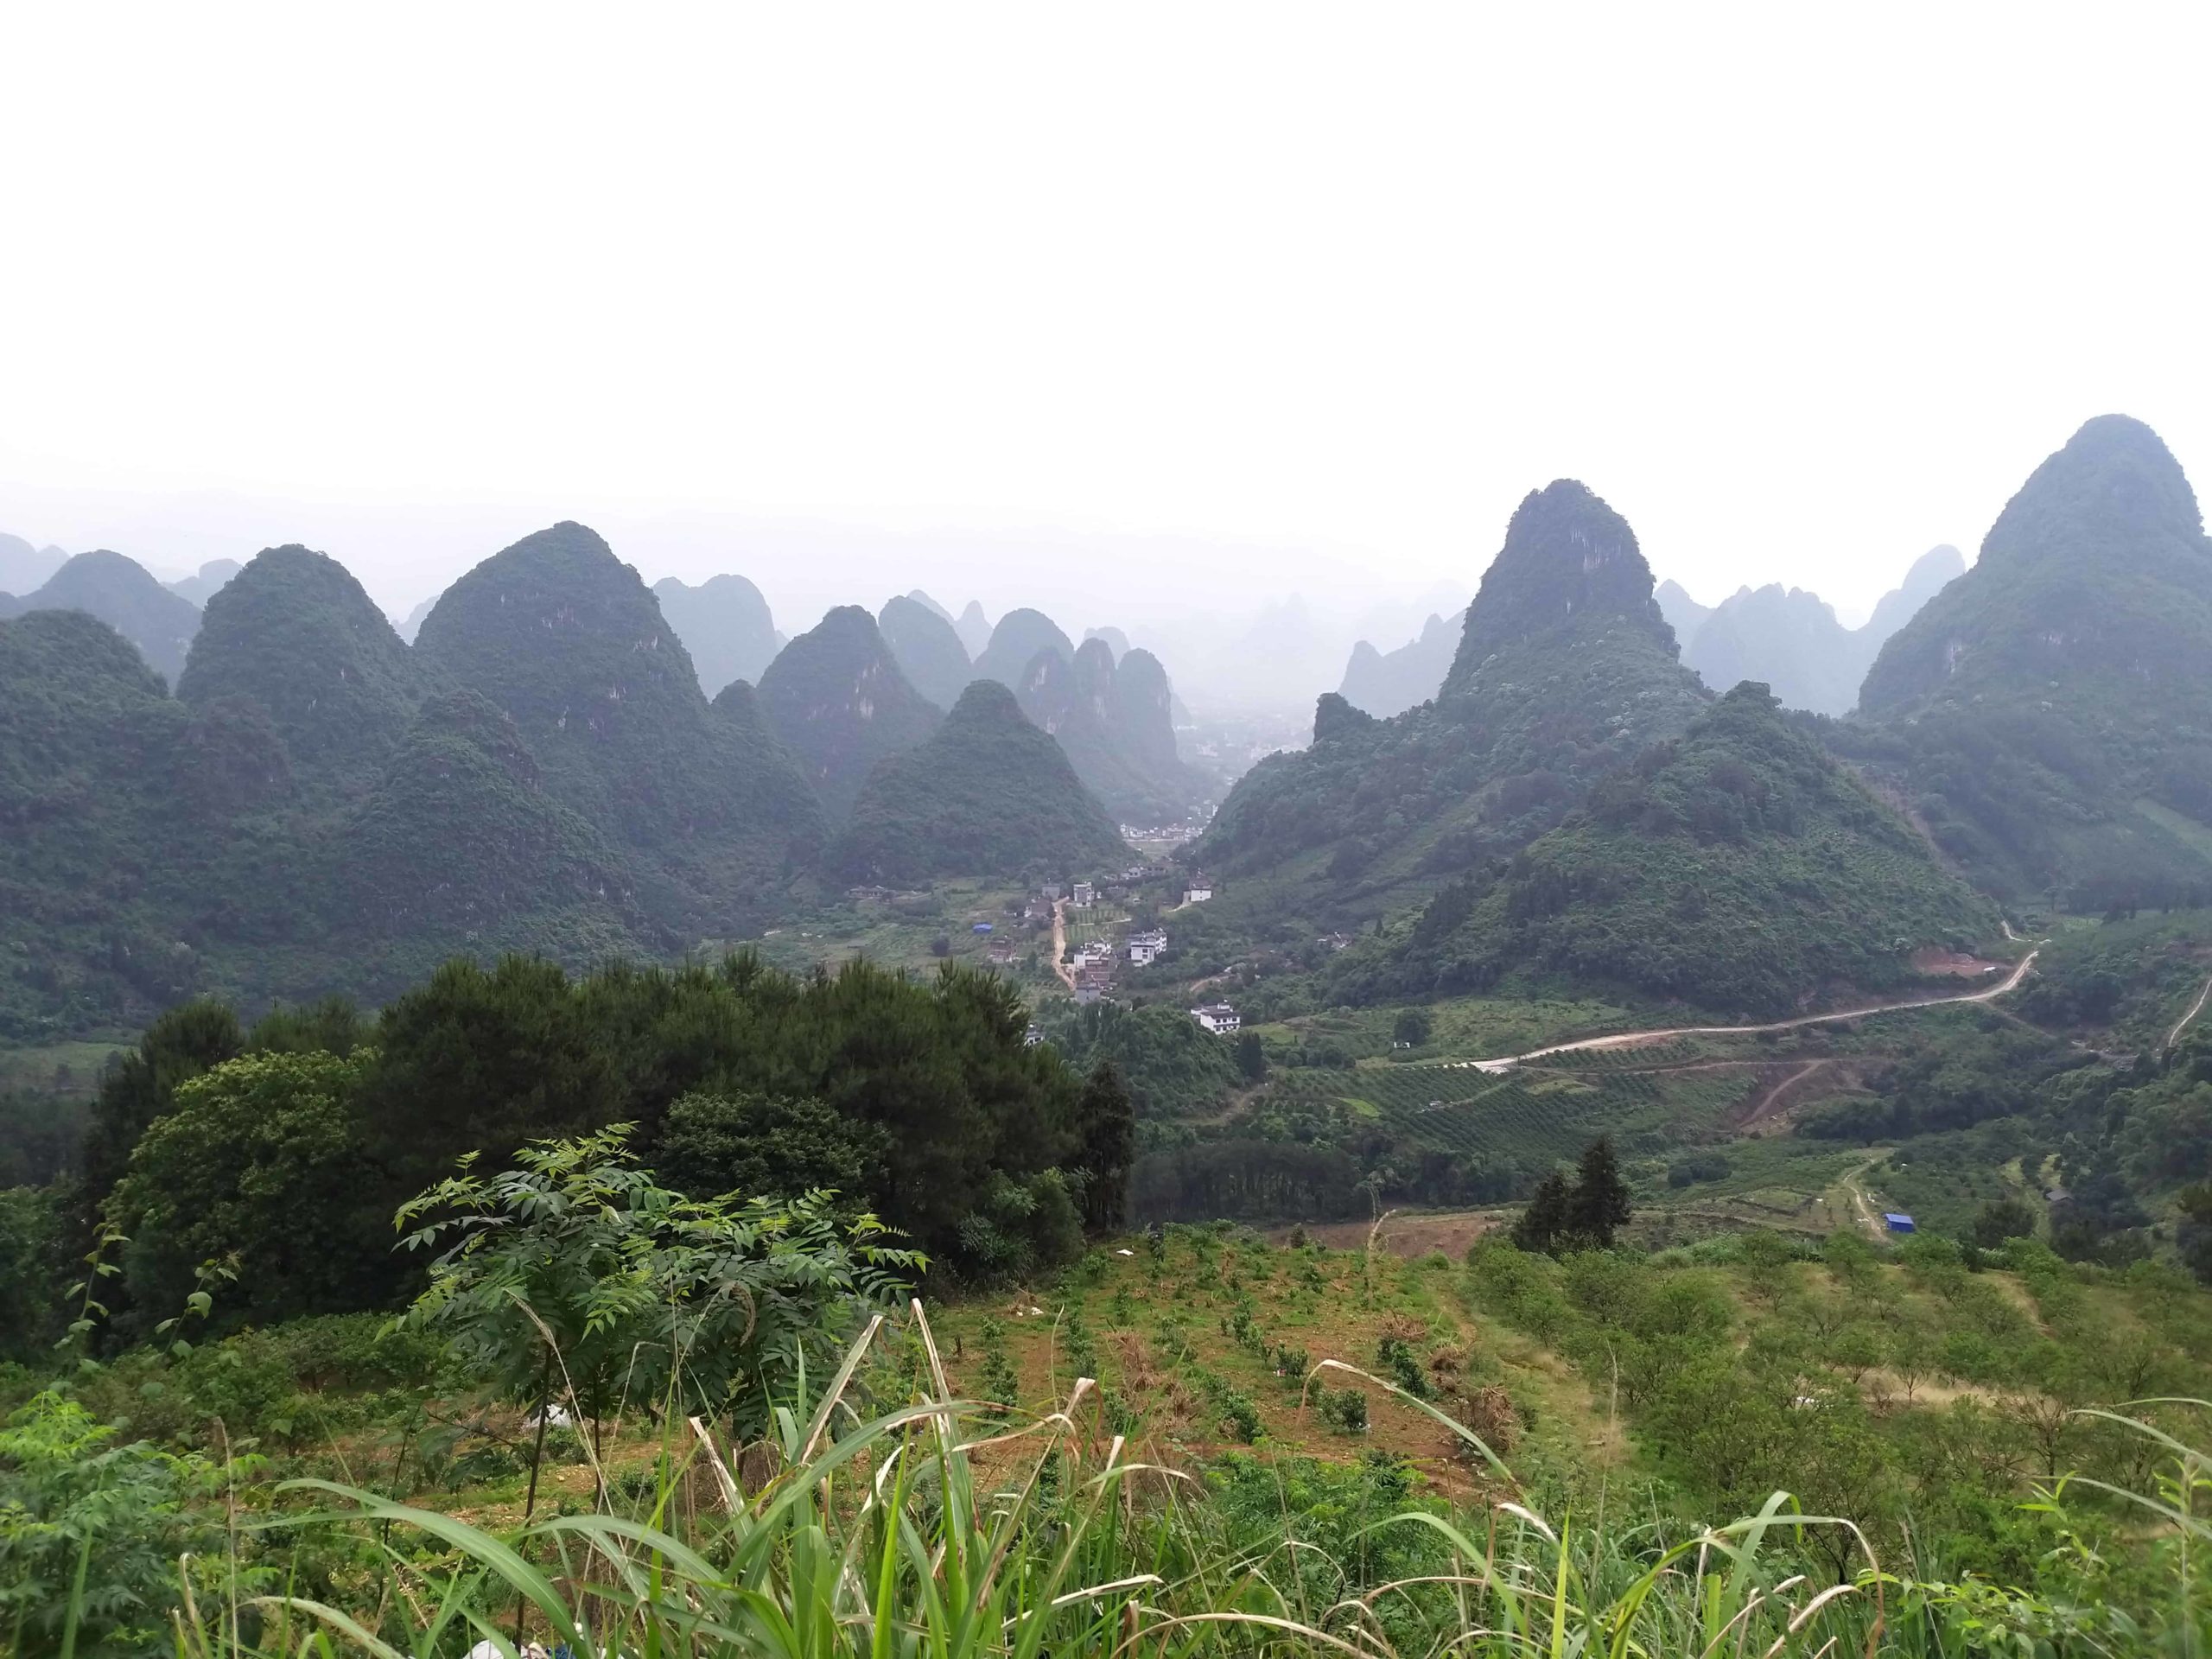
(147, 1306, 2202, 1657)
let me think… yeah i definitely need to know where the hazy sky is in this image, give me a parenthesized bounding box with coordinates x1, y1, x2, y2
(3, 5, 2208, 638)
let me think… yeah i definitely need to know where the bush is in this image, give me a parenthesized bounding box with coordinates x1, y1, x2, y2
(1218, 1389, 1262, 1442)
(1317, 1387, 1369, 1433)
(0, 1392, 223, 1653)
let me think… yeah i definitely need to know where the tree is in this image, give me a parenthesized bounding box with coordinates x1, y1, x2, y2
(1393, 1007, 1433, 1047)
(1071, 1061, 1135, 1231)
(654, 1090, 889, 1204)
(1512, 1169, 1574, 1253)
(1567, 1136, 1634, 1249)
(1970, 1197, 2038, 1249)
(2179, 1184, 2212, 1285)
(359, 956, 622, 1207)
(79, 999, 243, 1215)
(106, 1049, 383, 1332)
(397, 1125, 920, 1516)
(1232, 1031, 1268, 1083)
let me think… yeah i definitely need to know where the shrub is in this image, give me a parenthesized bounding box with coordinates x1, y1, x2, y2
(1317, 1386, 1369, 1433)
(0, 1392, 223, 1654)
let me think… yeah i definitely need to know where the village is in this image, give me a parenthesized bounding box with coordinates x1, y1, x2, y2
(972, 861, 1243, 1035)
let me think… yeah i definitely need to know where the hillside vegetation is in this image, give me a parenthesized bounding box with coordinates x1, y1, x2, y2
(1846, 415, 2212, 906)
(835, 679, 1127, 883)
(1, 549, 201, 683)
(1343, 683, 1996, 1012)
(415, 521, 823, 933)
(1197, 481, 1716, 947)
(877, 592, 974, 709)
(755, 605, 941, 822)
(175, 545, 429, 798)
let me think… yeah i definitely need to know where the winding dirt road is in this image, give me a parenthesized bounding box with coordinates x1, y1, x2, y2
(1461, 949, 2041, 1071)
(1738, 1058, 1829, 1128)
(2166, 970, 2212, 1051)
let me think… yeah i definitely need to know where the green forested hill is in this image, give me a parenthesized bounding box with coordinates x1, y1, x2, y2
(1336, 683, 1997, 1013)
(756, 606, 941, 823)
(972, 607, 1076, 688)
(416, 522, 823, 931)
(0, 608, 295, 1032)
(176, 545, 429, 798)
(5, 550, 202, 685)
(1197, 481, 1711, 931)
(1014, 639, 1207, 823)
(334, 690, 650, 982)
(0, 525, 828, 1033)
(834, 679, 1126, 883)
(877, 594, 974, 709)
(1843, 415, 2212, 906)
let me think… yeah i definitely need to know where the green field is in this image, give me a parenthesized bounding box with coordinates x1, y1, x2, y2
(0, 1038, 124, 1097)
(741, 880, 1055, 986)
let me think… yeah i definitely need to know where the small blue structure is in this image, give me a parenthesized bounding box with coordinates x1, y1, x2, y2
(1884, 1213, 1916, 1234)
(971, 922, 994, 934)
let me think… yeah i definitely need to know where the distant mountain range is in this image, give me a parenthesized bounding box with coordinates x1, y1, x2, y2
(1342, 549, 1965, 721)
(0, 550, 203, 683)
(652, 574, 782, 696)
(166, 559, 244, 607)
(1337, 609, 1465, 717)
(1671, 547, 1965, 716)
(1201, 478, 1994, 1014)
(10, 410, 2210, 1030)
(0, 533, 68, 597)
(0, 523, 1175, 1033)
(877, 594, 975, 709)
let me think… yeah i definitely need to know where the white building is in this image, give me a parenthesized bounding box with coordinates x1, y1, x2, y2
(1184, 880, 1213, 905)
(1071, 880, 1096, 907)
(1191, 1003, 1241, 1034)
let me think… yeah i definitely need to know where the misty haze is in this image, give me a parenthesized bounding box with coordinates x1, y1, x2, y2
(3, 9, 2210, 1652)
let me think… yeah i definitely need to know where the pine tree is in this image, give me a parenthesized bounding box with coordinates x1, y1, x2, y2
(1512, 1168, 1573, 1253)
(1072, 1061, 1135, 1231)
(1567, 1135, 1633, 1249)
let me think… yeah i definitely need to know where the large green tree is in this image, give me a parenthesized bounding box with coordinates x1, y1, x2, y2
(106, 1048, 384, 1331)
(1071, 1061, 1135, 1231)
(1567, 1136, 1634, 1249)
(654, 1090, 889, 1204)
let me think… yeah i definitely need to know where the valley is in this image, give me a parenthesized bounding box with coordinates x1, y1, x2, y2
(7, 411, 2212, 1647)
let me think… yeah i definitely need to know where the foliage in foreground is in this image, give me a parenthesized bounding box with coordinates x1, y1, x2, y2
(67, 1308, 2199, 1658)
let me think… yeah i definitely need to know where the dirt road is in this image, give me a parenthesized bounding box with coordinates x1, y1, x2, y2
(2166, 970, 2212, 1051)
(1050, 900, 1076, 990)
(1738, 1058, 1829, 1128)
(1839, 1158, 1894, 1241)
(1461, 949, 2040, 1071)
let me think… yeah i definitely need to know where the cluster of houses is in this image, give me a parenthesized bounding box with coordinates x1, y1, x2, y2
(1007, 864, 1242, 1035)
(1119, 820, 1205, 845)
